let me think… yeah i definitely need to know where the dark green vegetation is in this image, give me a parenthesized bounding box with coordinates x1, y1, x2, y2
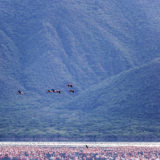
(0, 0, 160, 141)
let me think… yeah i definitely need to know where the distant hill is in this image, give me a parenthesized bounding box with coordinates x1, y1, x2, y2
(0, 0, 160, 141)
(60, 58, 160, 141)
(0, 58, 160, 141)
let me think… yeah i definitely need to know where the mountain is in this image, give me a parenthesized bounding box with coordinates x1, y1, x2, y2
(61, 58, 160, 140)
(0, 0, 160, 141)
(1, 58, 160, 141)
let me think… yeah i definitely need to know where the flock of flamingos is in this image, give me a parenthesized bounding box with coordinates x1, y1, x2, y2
(17, 84, 75, 95)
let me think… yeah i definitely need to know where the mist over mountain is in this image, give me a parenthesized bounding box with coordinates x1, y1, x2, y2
(0, 0, 160, 140)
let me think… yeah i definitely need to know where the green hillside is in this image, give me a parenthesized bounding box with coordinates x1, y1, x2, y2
(1, 58, 160, 141)
(1, 0, 160, 141)
(58, 58, 160, 141)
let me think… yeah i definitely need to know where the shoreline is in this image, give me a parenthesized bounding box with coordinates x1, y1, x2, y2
(1, 142, 160, 147)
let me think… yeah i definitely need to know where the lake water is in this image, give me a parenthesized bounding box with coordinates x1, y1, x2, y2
(0, 142, 160, 147)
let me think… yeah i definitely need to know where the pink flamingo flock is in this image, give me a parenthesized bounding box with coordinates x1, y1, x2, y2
(0, 146, 160, 160)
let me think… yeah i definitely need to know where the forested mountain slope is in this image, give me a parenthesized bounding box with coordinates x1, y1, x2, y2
(61, 58, 160, 140)
(0, 0, 160, 140)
